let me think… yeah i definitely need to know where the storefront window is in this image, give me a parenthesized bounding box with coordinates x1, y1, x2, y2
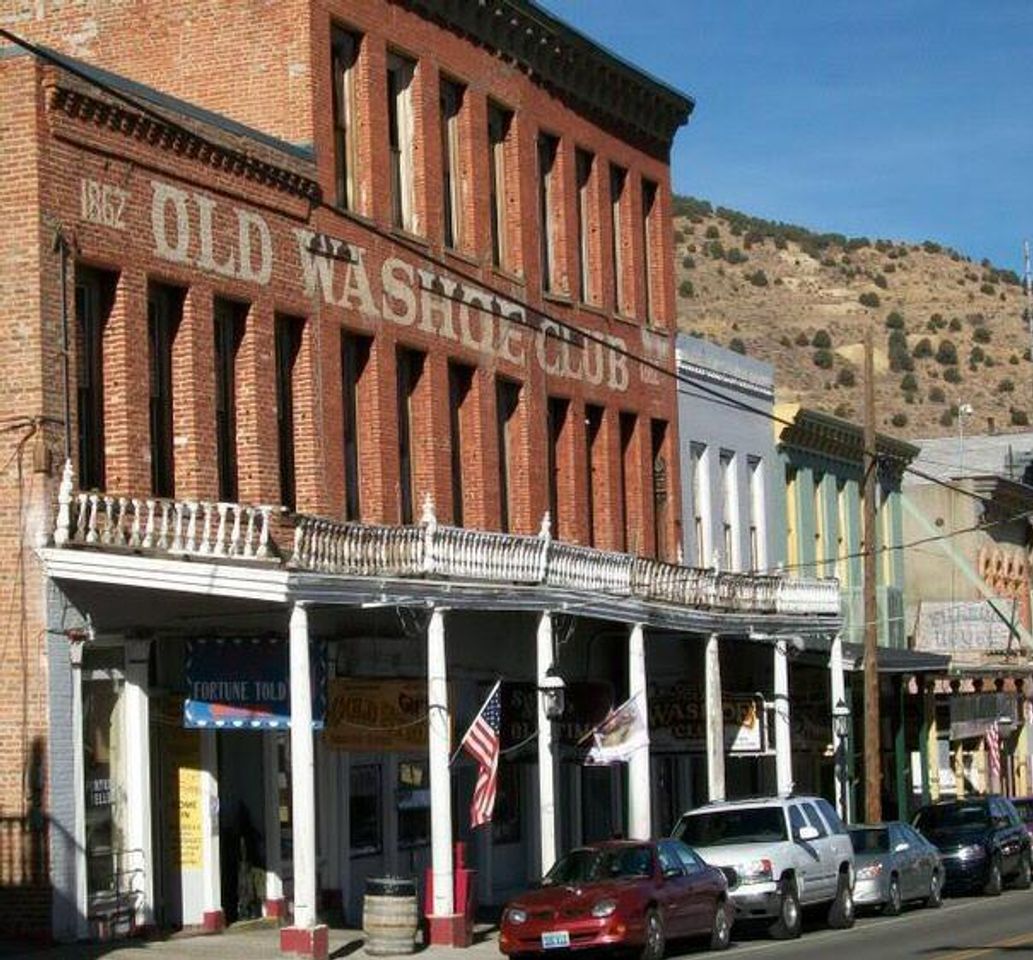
(492, 762, 521, 844)
(397, 760, 430, 848)
(350, 764, 382, 856)
(82, 656, 125, 915)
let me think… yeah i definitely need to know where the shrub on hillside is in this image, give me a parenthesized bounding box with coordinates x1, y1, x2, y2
(901, 373, 918, 392)
(936, 340, 958, 365)
(833, 403, 853, 418)
(812, 329, 832, 349)
(939, 409, 955, 427)
(912, 337, 933, 359)
(728, 338, 747, 355)
(980, 283, 996, 296)
(1010, 354, 1020, 365)
(813, 348, 835, 369)
(673, 229, 685, 244)
(874, 274, 889, 289)
(970, 346, 985, 364)
(779, 335, 792, 347)
(949, 317, 962, 331)
(973, 327, 992, 344)
(859, 292, 881, 308)
(706, 240, 725, 260)
(746, 269, 769, 287)
(836, 367, 856, 387)
(705, 225, 720, 239)
(891, 413, 908, 428)
(1012, 408, 1030, 427)
(944, 366, 962, 384)
(679, 279, 694, 298)
(998, 378, 1015, 393)
(795, 332, 810, 347)
(725, 247, 748, 265)
(682, 255, 696, 269)
(928, 386, 946, 403)
(885, 311, 906, 330)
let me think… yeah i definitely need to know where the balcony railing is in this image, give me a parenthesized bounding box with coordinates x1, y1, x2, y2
(52, 462, 841, 618)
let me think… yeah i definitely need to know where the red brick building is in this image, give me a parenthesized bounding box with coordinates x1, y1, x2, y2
(0, 2, 838, 952)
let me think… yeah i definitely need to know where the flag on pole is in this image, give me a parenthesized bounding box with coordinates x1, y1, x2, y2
(986, 720, 1001, 786)
(460, 681, 502, 828)
(585, 694, 649, 765)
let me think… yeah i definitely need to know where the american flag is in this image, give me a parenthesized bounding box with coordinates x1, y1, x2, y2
(986, 720, 1001, 785)
(461, 682, 502, 828)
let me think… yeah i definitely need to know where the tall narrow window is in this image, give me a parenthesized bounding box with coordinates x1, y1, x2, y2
(585, 404, 604, 547)
(813, 470, 826, 575)
(440, 77, 464, 250)
(537, 132, 559, 293)
(387, 53, 417, 233)
(213, 298, 246, 503)
(341, 332, 371, 521)
(609, 164, 627, 314)
(448, 362, 474, 526)
(546, 397, 569, 537)
(496, 379, 521, 533)
(575, 148, 595, 304)
(690, 442, 709, 566)
(331, 27, 361, 211)
(836, 479, 850, 584)
(396, 347, 425, 524)
(641, 178, 658, 322)
(147, 284, 182, 498)
(488, 103, 513, 270)
(785, 465, 799, 569)
(748, 455, 766, 571)
(719, 450, 737, 570)
(650, 419, 669, 560)
(618, 412, 636, 553)
(74, 266, 114, 491)
(275, 315, 303, 512)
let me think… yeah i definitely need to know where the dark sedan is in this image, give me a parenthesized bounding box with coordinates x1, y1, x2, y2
(498, 840, 732, 958)
(912, 796, 1032, 895)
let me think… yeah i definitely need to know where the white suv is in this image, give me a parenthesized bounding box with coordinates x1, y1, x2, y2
(672, 796, 855, 940)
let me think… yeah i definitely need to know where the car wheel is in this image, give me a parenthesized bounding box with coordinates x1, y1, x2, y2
(884, 876, 902, 916)
(984, 855, 1003, 897)
(640, 908, 665, 960)
(827, 871, 856, 929)
(925, 870, 943, 909)
(767, 878, 802, 940)
(709, 899, 731, 952)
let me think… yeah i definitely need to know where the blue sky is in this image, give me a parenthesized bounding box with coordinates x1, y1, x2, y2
(539, 1, 1031, 272)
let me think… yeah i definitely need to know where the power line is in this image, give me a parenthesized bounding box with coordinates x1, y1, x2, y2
(0, 28, 1010, 514)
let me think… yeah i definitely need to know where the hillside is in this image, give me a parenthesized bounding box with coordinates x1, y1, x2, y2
(672, 197, 1032, 439)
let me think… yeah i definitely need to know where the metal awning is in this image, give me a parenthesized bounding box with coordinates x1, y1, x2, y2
(842, 642, 951, 675)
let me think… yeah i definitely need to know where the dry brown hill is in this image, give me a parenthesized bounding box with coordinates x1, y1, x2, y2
(672, 197, 1032, 439)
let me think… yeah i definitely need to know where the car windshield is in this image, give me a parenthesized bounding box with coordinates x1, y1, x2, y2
(849, 828, 889, 854)
(674, 807, 788, 847)
(1012, 799, 1033, 822)
(914, 803, 990, 831)
(542, 846, 653, 885)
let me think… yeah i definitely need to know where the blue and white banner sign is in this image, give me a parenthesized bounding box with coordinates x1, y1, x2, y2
(184, 637, 326, 730)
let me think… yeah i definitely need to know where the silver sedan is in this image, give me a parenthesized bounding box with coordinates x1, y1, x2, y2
(849, 822, 944, 915)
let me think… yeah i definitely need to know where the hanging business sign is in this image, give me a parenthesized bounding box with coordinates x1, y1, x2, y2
(184, 637, 326, 729)
(648, 682, 767, 754)
(500, 681, 614, 751)
(323, 678, 433, 752)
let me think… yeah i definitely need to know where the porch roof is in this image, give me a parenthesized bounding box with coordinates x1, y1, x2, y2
(45, 463, 843, 637)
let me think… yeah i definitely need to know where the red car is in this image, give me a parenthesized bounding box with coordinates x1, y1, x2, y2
(499, 840, 731, 958)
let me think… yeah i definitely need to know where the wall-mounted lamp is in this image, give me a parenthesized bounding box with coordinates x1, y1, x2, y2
(832, 698, 852, 740)
(539, 666, 566, 721)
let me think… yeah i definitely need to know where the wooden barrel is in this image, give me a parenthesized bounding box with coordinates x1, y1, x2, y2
(363, 877, 419, 956)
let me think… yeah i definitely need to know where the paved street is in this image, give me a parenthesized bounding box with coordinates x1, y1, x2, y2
(5, 889, 1033, 960)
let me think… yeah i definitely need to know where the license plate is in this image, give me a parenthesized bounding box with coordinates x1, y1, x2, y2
(541, 931, 571, 949)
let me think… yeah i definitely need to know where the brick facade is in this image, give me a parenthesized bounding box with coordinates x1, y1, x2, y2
(0, 0, 689, 936)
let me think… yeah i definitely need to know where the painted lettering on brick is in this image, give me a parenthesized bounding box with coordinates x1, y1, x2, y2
(150, 181, 272, 285)
(80, 177, 128, 230)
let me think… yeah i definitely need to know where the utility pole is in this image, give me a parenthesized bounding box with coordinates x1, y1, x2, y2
(1024, 241, 1032, 407)
(863, 326, 882, 823)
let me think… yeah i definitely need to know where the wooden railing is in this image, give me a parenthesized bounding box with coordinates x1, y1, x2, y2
(52, 462, 841, 618)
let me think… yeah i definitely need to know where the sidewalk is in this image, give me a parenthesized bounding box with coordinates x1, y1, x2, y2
(1, 922, 501, 960)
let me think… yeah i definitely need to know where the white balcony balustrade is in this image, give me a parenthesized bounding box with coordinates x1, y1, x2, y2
(51, 460, 841, 618)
